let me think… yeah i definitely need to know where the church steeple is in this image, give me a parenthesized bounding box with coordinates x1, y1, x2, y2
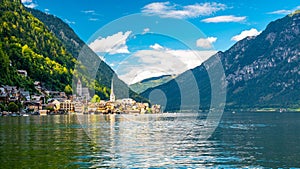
(76, 78, 82, 96)
(110, 79, 115, 102)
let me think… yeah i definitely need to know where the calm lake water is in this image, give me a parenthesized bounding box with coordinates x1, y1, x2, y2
(1, 112, 300, 168)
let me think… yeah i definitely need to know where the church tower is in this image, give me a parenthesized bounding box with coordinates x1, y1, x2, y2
(76, 79, 82, 96)
(110, 79, 115, 102)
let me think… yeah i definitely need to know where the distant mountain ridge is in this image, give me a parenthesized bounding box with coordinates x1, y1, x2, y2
(130, 75, 175, 94)
(141, 11, 300, 111)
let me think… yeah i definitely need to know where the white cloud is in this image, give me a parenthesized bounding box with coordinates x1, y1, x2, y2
(89, 31, 132, 55)
(21, 0, 32, 3)
(82, 10, 95, 14)
(116, 44, 217, 84)
(64, 19, 75, 25)
(196, 37, 217, 49)
(268, 6, 300, 15)
(21, 0, 37, 8)
(150, 43, 164, 50)
(201, 15, 246, 23)
(143, 28, 150, 34)
(89, 18, 99, 21)
(231, 28, 262, 41)
(142, 2, 226, 19)
(268, 10, 292, 15)
(44, 8, 50, 14)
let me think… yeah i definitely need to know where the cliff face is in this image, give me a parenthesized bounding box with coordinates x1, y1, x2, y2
(142, 12, 300, 110)
(223, 11, 300, 107)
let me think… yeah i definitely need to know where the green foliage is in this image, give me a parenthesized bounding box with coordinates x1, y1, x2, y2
(27, 7, 147, 102)
(64, 85, 72, 95)
(46, 106, 54, 111)
(0, 1, 147, 103)
(8, 102, 18, 112)
(0, 44, 10, 84)
(130, 75, 174, 94)
(0, 103, 7, 111)
(289, 10, 300, 17)
(0, 0, 74, 91)
(91, 94, 101, 103)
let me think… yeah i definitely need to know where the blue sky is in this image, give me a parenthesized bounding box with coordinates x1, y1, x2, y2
(22, 0, 300, 84)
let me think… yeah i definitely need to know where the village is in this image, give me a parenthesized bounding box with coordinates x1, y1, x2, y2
(0, 76, 161, 116)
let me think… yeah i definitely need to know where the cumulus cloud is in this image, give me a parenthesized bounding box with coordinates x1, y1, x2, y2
(150, 43, 164, 50)
(201, 15, 246, 23)
(196, 37, 217, 49)
(117, 43, 217, 84)
(141, 2, 226, 19)
(89, 31, 132, 54)
(21, 0, 37, 8)
(231, 28, 262, 41)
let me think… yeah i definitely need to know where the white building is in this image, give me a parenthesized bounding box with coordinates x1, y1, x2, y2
(110, 80, 115, 102)
(76, 79, 82, 96)
(82, 87, 90, 100)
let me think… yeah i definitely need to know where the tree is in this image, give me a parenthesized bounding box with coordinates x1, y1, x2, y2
(0, 45, 10, 83)
(0, 103, 6, 112)
(64, 84, 72, 95)
(91, 94, 100, 103)
(8, 102, 19, 112)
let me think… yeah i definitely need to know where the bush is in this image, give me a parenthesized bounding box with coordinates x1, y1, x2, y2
(0, 103, 6, 112)
(8, 102, 19, 112)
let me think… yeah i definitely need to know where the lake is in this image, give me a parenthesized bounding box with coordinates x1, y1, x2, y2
(0, 112, 300, 168)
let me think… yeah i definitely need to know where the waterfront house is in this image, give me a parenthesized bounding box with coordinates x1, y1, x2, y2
(48, 99, 60, 111)
(19, 89, 30, 101)
(60, 100, 74, 112)
(0, 87, 8, 103)
(74, 101, 84, 113)
(3, 85, 20, 102)
(23, 101, 41, 112)
(31, 95, 44, 104)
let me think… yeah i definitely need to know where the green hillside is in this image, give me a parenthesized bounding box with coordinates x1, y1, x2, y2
(25, 7, 147, 102)
(130, 75, 175, 94)
(0, 0, 75, 92)
(0, 0, 147, 102)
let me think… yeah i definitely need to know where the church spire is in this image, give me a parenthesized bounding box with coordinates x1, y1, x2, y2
(76, 78, 82, 96)
(110, 79, 115, 102)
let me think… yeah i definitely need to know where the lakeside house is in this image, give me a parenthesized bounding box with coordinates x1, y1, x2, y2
(0, 79, 161, 115)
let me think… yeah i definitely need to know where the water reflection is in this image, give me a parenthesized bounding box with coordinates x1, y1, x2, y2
(1, 113, 300, 168)
(76, 114, 241, 168)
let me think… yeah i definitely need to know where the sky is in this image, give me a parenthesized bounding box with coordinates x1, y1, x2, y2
(22, 0, 300, 84)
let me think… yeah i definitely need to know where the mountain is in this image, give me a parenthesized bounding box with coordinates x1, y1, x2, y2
(24, 7, 114, 99)
(0, 0, 146, 102)
(26, 7, 147, 102)
(141, 11, 300, 111)
(0, 0, 75, 92)
(130, 75, 175, 94)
